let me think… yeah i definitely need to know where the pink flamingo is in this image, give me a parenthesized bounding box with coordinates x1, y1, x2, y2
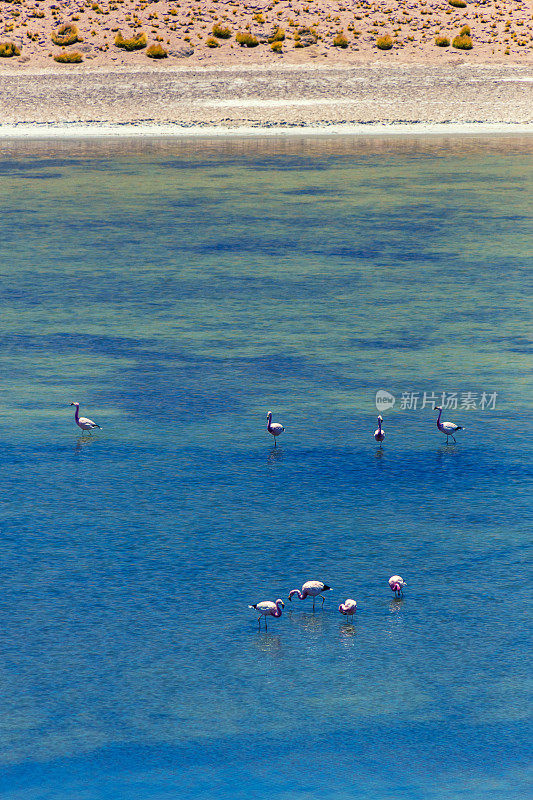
(389, 575, 406, 597)
(249, 599, 284, 629)
(434, 406, 463, 444)
(70, 402, 101, 434)
(374, 415, 385, 445)
(289, 580, 331, 610)
(267, 411, 284, 446)
(338, 598, 357, 617)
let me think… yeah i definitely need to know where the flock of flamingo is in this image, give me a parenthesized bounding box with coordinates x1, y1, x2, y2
(249, 576, 407, 629)
(69, 403, 464, 446)
(69, 401, 458, 630)
(267, 408, 464, 446)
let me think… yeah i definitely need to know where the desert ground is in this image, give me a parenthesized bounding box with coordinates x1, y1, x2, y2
(1, 0, 532, 128)
(1, 0, 532, 68)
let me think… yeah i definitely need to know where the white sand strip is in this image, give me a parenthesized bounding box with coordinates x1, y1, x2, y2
(1, 121, 533, 138)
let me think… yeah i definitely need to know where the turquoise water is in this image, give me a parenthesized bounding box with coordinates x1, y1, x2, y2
(0, 134, 531, 800)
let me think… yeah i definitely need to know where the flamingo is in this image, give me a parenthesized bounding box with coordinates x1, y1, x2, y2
(289, 580, 331, 610)
(248, 599, 284, 629)
(389, 575, 406, 597)
(267, 411, 284, 446)
(338, 598, 357, 617)
(70, 402, 101, 434)
(374, 415, 385, 445)
(434, 406, 463, 444)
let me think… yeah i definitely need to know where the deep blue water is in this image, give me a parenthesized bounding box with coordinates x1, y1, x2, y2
(0, 134, 532, 800)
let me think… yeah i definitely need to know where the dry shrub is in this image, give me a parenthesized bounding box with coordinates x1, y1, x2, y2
(452, 33, 473, 48)
(236, 31, 259, 46)
(448, 0, 467, 7)
(460, 24, 471, 35)
(146, 42, 167, 57)
(270, 40, 282, 51)
(206, 35, 219, 47)
(376, 34, 393, 49)
(333, 31, 348, 47)
(0, 40, 20, 57)
(268, 26, 285, 42)
(51, 24, 80, 46)
(212, 23, 231, 38)
(115, 31, 147, 49)
(54, 50, 83, 62)
(435, 35, 450, 46)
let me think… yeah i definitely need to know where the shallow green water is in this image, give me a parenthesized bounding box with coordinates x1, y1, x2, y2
(0, 134, 531, 800)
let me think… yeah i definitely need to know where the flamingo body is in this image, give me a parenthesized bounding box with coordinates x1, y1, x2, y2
(389, 575, 406, 597)
(249, 598, 284, 628)
(434, 406, 463, 443)
(267, 411, 284, 446)
(289, 580, 332, 609)
(70, 402, 101, 433)
(374, 415, 385, 444)
(338, 598, 357, 616)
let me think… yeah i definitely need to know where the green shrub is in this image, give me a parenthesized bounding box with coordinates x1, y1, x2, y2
(236, 31, 259, 47)
(212, 23, 231, 38)
(376, 34, 393, 49)
(435, 34, 450, 46)
(54, 50, 83, 62)
(460, 24, 471, 35)
(146, 42, 167, 57)
(452, 33, 472, 48)
(115, 31, 147, 49)
(448, 0, 467, 7)
(267, 26, 285, 42)
(51, 23, 80, 46)
(270, 40, 282, 52)
(333, 31, 348, 47)
(0, 41, 20, 57)
(206, 35, 219, 47)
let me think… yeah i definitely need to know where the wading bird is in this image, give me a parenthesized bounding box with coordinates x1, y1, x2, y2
(249, 599, 284, 629)
(338, 598, 357, 618)
(434, 406, 463, 444)
(289, 580, 332, 610)
(70, 402, 101, 434)
(389, 575, 406, 597)
(267, 411, 284, 446)
(374, 415, 385, 445)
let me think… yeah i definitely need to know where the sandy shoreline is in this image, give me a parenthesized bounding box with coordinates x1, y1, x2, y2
(1, 62, 532, 134)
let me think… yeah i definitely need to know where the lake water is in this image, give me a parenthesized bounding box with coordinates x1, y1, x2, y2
(0, 133, 531, 800)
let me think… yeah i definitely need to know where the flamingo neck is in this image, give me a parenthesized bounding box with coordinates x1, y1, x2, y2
(73, 404, 80, 421)
(273, 601, 283, 617)
(289, 589, 303, 600)
(267, 413, 272, 432)
(436, 408, 442, 424)
(378, 420, 382, 432)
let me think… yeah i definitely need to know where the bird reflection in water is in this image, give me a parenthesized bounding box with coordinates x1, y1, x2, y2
(288, 611, 325, 634)
(75, 435, 98, 452)
(268, 446, 283, 465)
(375, 447, 385, 461)
(255, 633, 282, 655)
(339, 621, 357, 646)
(436, 444, 461, 461)
(389, 597, 404, 614)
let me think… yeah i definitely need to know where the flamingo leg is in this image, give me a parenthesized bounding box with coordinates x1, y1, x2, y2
(312, 597, 315, 611)
(321, 595, 325, 607)
(451, 434, 456, 443)
(274, 438, 277, 447)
